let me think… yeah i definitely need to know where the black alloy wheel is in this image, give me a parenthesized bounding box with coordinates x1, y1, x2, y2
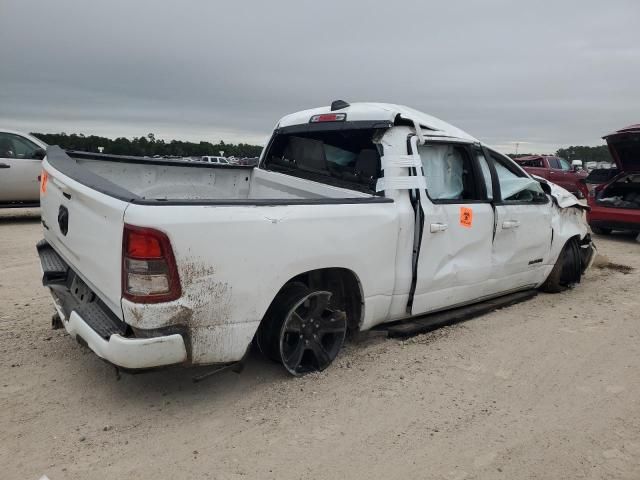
(258, 283, 347, 376)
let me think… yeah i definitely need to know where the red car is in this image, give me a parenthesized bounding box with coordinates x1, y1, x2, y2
(515, 155, 588, 197)
(588, 125, 640, 234)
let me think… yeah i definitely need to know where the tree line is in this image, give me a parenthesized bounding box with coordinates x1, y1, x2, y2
(30, 132, 263, 158)
(30, 131, 613, 164)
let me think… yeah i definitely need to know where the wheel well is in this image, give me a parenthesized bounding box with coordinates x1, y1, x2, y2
(561, 235, 583, 285)
(274, 268, 363, 332)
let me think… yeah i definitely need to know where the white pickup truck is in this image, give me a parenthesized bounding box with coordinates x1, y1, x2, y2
(37, 102, 595, 376)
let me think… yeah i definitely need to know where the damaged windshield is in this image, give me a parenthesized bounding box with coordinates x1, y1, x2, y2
(493, 154, 547, 202)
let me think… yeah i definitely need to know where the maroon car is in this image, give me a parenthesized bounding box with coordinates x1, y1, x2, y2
(515, 155, 588, 197)
(588, 125, 640, 234)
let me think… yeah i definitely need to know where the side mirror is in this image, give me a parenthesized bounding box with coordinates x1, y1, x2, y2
(32, 148, 46, 160)
(571, 160, 582, 171)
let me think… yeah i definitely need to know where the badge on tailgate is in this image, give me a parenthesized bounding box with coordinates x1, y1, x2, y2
(58, 205, 69, 235)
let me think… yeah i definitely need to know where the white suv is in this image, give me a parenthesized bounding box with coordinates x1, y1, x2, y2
(200, 156, 229, 165)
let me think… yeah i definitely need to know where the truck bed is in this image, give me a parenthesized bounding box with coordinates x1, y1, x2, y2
(40, 146, 394, 365)
(51, 148, 380, 204)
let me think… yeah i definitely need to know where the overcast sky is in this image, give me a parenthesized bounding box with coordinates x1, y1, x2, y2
(1, 0, 638, 153)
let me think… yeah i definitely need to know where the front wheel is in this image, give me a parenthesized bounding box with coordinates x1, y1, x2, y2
(540, 238, 582, 293)
(257, 283, 347, 376)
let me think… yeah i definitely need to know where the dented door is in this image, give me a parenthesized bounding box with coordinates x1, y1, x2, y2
(411, 201, 494, 315)
(492, 202, 552, 288)
(410, 141, 494, 315)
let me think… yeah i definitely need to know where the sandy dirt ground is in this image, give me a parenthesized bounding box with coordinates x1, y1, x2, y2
(1, 207, 639, 480)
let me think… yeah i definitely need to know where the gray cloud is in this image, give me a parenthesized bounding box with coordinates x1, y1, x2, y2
(1, 0, 638, 152)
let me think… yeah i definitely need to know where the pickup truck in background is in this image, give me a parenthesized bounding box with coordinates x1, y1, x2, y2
(0, 129, 47, 206)
(515, 155, 588, 198)
(37, 101, 595, 376)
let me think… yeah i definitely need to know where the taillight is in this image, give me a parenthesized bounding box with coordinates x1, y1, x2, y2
(309, 113, 346, 123)
(122, 225, 181, 303)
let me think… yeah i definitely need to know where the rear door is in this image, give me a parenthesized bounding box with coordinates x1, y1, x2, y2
(411, 140, 494, 314)
(0, 132, 43, 202)
(485, 149, 552, 291)
(41, 157, 129, 318)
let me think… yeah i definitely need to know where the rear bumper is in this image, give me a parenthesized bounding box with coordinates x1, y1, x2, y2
(62, 309, 187, 369)
(38, 240, 188, 370)
(588, 205, 640, 232)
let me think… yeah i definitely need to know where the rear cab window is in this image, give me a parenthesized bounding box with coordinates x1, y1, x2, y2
(518, 158, 544, 168)
(262, 127, 385, 193)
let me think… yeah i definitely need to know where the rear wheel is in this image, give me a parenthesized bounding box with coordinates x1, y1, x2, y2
(540, 238, 582, 293)
(257, 283, 347, 376)
(591, 226, 612, 235)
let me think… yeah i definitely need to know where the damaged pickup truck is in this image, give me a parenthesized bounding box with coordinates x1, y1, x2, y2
(37, 101, 596, 376)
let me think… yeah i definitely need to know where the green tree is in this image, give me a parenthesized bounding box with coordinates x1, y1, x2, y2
(31, 132, 263, 158)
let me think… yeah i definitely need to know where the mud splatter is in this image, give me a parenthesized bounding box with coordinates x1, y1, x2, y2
(595, 262, 634, 274)
(592, 254, 634, 274)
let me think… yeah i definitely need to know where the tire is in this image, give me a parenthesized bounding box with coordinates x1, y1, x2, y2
(256, 283, 347, 376)
(591, 226, 612, 235)
(540, 238, 582, 293)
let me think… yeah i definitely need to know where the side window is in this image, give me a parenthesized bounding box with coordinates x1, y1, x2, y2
(489, 150, 547, 203)
(548, 157, 561, 169)
(0, 133, 16, 158)
(557, 158, 571, 171)
(5, 134, 39, 159)
(418, 143, 481, 202)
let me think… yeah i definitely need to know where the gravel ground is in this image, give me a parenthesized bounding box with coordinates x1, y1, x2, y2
(1, 207, 639, 480)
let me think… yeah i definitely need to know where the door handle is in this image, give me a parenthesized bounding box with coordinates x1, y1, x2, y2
(430, 223, 448, 233)
(0, 163, 10, 169)
(502, 220, 521, 229)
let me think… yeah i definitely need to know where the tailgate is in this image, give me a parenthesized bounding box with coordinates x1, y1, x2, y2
(40, 158, 129, 319)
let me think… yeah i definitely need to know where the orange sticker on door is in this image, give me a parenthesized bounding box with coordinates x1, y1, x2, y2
(459, 207, 473, 228)
(40, 170, 48, 194)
